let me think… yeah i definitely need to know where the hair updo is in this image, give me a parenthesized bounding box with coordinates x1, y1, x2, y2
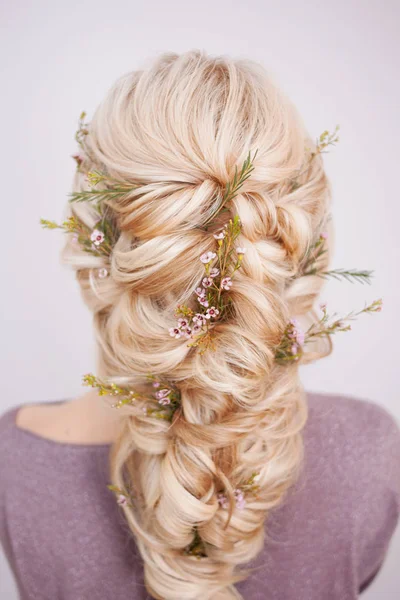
(61, 50, 331, 599)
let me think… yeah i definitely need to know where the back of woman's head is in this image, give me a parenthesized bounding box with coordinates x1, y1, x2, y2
(62, 50, 331, 599)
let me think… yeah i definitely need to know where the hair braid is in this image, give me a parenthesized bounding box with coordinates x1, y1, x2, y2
(61, 50, 331, 599)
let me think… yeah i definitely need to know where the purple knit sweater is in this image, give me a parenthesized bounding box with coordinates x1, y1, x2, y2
(1, 392, 399, 600)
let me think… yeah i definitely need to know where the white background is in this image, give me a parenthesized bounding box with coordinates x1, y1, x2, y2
(1, 0, 399, 597)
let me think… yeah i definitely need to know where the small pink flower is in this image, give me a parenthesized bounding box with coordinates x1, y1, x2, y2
(117, 494, 127, 506)
(192, 324, 202, 333)
(209, 267, 220, 278)
(205, 307, 220, 319)
(213, 230, 226, 240)
(195, 287, 206, 298)
(183, 327, 193, 339)
(98, 268, 108, 279)
(169, 327, 182, 339)
(236, 247, 246, 255)
(217, 493, 229, 509)
(178, 318, 189, 328)
(193, 313, 207, 325)
(320, 303, 327, 311)
(289, 323, 305, 347)
(155, 389, 170, 399)
(90, 229, 105, 246)
(158, 396, 171, 406)
(200, 251, 217, 264)
(234, 489, 246, 509)
(202, 277, 213, 288)
(156, 389, 171, 405)
(198, 298, 209, 308)
(72, 153, 84, 166)
(220, 276, 232, 291)
(320, 232, 328, 240)
(152, 381, 161, 388)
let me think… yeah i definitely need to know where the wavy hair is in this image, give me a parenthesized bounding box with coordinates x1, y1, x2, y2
(61, 50, 331, 599)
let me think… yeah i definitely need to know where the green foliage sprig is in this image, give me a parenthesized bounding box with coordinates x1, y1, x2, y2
(301, 233, 373, 285)
(82, 373, 181, 421)
(275, 298, 382, 364)
(204, 150, 258, 227)
(69, 169, 139, 205)
(317, 268, 373, 284)
(184, 528, 208, 558)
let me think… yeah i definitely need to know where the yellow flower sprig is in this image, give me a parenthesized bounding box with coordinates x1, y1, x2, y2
(40, 211, 116, 258)
(290, 125, 340, 191)
(82, 373, 181, 420)
(71, 111, 90, 171)
(310, 125, 340, 157)
(75, 110, 90, 150)
(82, 373, 143, 408)
(217, 472, 261, 511)
(184, 527, 208, 559)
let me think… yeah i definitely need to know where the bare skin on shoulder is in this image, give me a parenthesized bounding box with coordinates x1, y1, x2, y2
(15, 391, 123, 445)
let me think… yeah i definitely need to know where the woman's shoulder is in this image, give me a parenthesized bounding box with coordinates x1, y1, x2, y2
(303, 391, 400, 510)
(306, 390, 400, 441)
(305, 390, 400, 454)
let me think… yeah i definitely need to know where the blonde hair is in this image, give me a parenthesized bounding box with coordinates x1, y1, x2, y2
(62, 50, 331, 599)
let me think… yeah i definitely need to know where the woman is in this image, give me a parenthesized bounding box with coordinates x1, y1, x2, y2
(1, 50, 399, 600)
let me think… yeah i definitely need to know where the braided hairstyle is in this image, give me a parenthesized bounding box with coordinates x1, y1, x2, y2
(62, 50, 331, 599)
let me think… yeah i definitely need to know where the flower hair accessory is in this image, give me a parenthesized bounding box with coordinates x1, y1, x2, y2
(82, 373, 181, 421)
(170, 214, 245, 353)
(217, 472, 261, 511)
(107, 484, 133, 507)
(40, 216, 117, 261)
(275, 298, 383, 364)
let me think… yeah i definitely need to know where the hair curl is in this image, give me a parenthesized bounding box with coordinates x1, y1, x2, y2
(61, 50, 331, 599)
